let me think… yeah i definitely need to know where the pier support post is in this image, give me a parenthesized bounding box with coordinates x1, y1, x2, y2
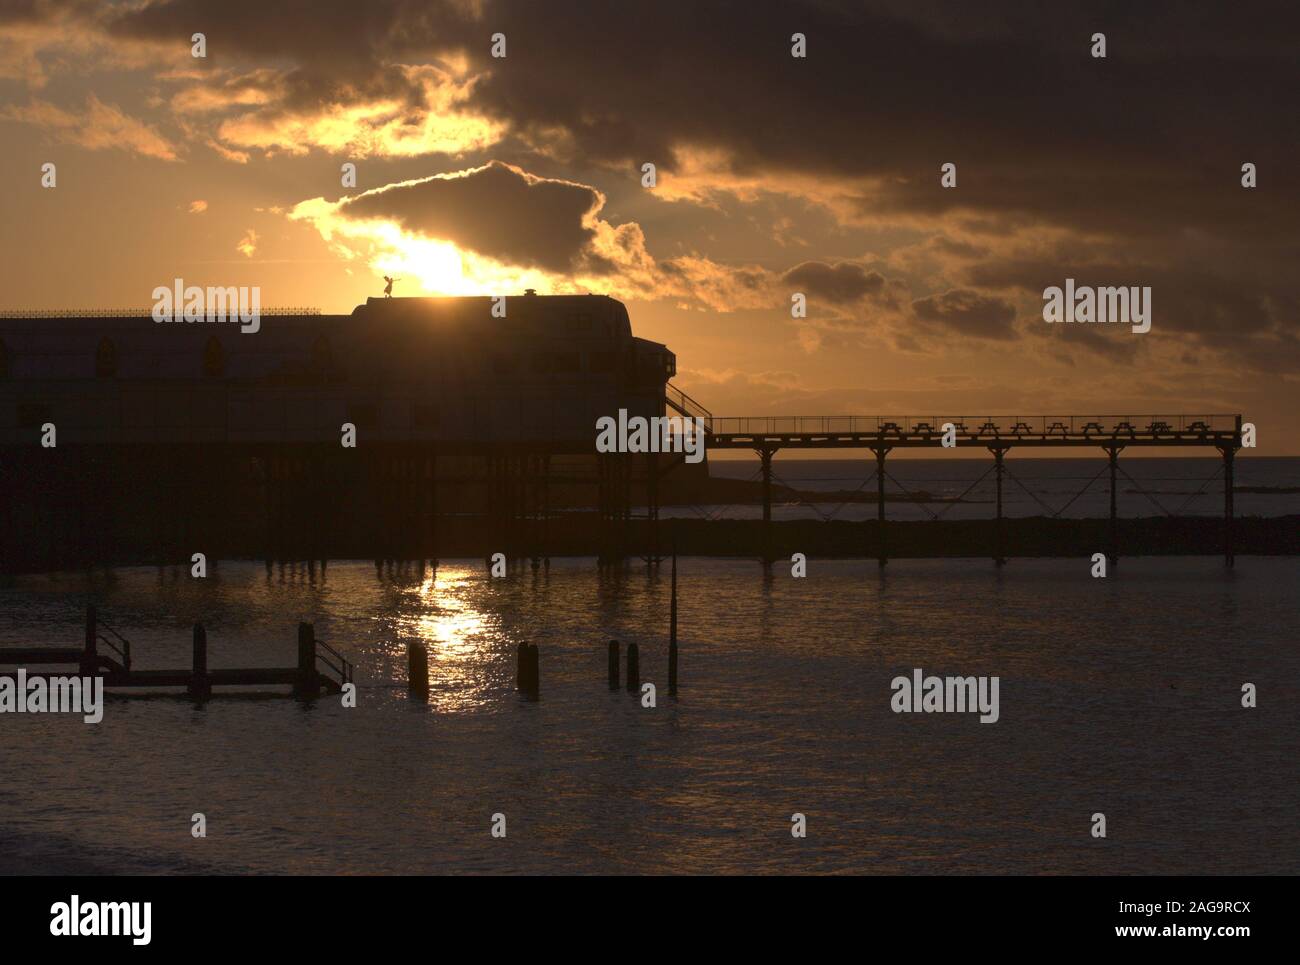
(542, 455, 551, 568)
(626, 641, 640, 692)
(608, 640, 620, 688)
(991, 446, 1006, 566)
(758, 446, 775, 563)
(408, 641, 429, 702)
(428, 450, 439, 565)
(1221, 444, 1236, 569)
(596, 454, 610, 565)
(1105, 445, 1122, 567)
(646, 451, 659, 562)
(294, 622, 319, 699)
(190, 623, 210, 698)
(516, 642, 539, 696)
(82, 604, 97, 676)
(872, 447, 890, 567)
(669, 536, 678, 693)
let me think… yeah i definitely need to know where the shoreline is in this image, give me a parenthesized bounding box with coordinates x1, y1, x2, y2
(1, 515, 1295, 578)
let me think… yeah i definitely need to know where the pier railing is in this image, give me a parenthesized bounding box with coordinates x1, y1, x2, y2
(95, 613, 132, 670)
(708, 414, 1240, 440)
(665, 383, 714, 433)
(315, 637, 353, 687)
(0, 307, 321, 318)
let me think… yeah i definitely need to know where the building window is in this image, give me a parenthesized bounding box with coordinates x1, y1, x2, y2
(566, 313, 592, 333)
(202, 336, 225, 378)
(0, 337, 8, 379)
(95, 337, 117, 378)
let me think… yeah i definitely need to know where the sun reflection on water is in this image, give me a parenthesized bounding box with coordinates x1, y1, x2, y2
(398, 565, 502, 713)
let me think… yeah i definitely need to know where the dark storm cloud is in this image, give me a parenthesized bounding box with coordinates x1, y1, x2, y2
(103, 0, 462, 113)
(68, 0, 1299, 366)
(337, 161, 604, 272)
(964, 257, 1295, 341)
(782, 261, 886, 303)
(89, 2, 1298, 243)
(911, 289, 1018, 340)
(455, 1, 1298, 239)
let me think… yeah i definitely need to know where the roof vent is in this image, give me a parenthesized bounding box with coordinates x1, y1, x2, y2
(524, 288, 537, 296)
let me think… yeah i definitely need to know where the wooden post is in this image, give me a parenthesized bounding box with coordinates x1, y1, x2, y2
(874, 447, 889, 567)
(759, 447, 774, 563)
(1223, 444, 1236, 569)
(295, 622, 318, 698)
(646, 451, 659, 561)
(429, 450, 439, 565)
(189, 623, 210, 698)
(82, 604, 97, 676)
(626, 641, 639, 692)
(527, 643, 539, 697)
(1106, 445, 1121, 567)
(517, 641, 538, 696)
(408, 641, 429, 702)
(991, 447, 1006, 566)
(608, 640, 620, 688)
(669, 535, 678, 693)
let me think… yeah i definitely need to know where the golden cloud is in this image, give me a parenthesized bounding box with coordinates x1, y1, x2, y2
(0, 93, 177, 161)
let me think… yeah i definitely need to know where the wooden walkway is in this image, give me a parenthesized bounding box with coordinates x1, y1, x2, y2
(0, 606, 351, 698)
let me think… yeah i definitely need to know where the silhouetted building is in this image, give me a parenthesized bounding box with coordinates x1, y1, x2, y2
(0, 294, 674, 446)
(0, 294, 678, 571)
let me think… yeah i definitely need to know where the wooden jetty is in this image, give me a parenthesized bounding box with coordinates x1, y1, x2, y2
(0, 605, 352, 698)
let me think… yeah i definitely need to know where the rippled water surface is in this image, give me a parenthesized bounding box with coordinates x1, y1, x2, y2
(1, 556, 1296, 874)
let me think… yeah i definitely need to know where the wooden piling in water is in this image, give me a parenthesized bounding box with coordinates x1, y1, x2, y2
(669, 539, 679, 693)
(294, 622, 319, 698)
(82, 604, 97, 677)
(874, 447, 889, 567)
(608, 640, 620, 688)
(189, 623, 210, 698)
(626, 641, 639, 691)
(516, 641, 539, 696)
(991, 446, 1007, 566)
(408, 641, 429, 702)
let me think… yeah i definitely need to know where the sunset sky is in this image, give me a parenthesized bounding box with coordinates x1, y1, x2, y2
(1, 1, 1296, 453)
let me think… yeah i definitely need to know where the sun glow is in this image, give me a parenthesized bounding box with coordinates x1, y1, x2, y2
(290, 196, 569, 296)
(372, 234, 558, 297)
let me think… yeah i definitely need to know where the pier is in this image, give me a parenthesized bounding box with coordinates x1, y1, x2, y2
(0, 605, 352, 698)
(0, 298, 1253, 571)
(666, 389, 1245, 567)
